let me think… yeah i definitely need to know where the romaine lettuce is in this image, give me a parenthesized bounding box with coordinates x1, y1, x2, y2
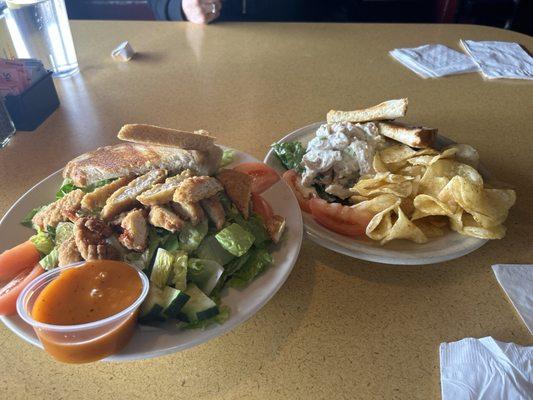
(215, 223, 255, 257)
(179, 219, 208, 252)
(30, 230, 55, 256)
(39, 248, 59, 270)
(228, 247, 273, 288)
(20, 205, 47, 228)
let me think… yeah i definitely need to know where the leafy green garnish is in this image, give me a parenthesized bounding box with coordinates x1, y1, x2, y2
(39, 248, 59, 270)
(179, 220, 208, 252)
(271, 141, 305, 171)
(56, 178, 116, 200)
(220, 149, 234, 167)
(234, 214, 271, 246)
(55, 222, 74, 244)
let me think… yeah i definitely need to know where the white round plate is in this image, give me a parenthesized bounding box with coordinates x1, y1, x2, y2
(264, 122, 487, 265)
(0, 150, 303, 361)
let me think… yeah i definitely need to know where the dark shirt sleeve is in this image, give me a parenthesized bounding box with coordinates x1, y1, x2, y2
(148, 0, 185, 21)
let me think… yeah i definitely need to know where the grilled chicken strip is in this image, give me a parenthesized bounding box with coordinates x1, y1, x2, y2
(118, 209, 148, 252)
(101, 169, 167, 220)
(137, 170, 193, 206)
(173, 176, 223, 203)
(57, 237, 82, 267)
(81, 176, 133, 211)
(217, 169, 252, 219)
(148, 205, 185, 233)
(171, 201, 205, 226)
(200, 195, 225, 230)
(32, 189, 85, 230)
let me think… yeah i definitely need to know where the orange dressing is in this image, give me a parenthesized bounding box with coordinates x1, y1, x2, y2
(31, 260, 143, 363)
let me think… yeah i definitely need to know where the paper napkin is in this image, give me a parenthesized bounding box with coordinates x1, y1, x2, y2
(460, 40, 533, 80)
(390, 44, 478, 78)
(492, 264, 533, 334)
(440, 337, 533, 400)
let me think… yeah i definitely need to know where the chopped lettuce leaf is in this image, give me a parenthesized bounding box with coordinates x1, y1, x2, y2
(271, 141, 305, 171)
(210, 251, 251, 298)
(218, 192, 240, 220)
(181, 305, 230, 329)
(162, 234, 180, 252)
(21, 205, 47, 228)
(124, 252, 144, 270)
(39, 248, 59, 270)
(220, 149, 234, 167)
(228, 247, 273, 288)
(150, 248, 174, 288)
(187, 258, 224, 295)
(215, 223, 255, 257)
(179, 219, 208, 252)
(170, 251, 188, 291)
(55, 222, 74, 244)
(29, 230, 55, 256)
(142, 226, 168, 273)
(195, 235, 235, 266)
(234, 214, 271, 246)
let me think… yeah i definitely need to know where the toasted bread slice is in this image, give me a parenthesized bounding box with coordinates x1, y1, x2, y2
(118, 124, 215, 151)
(377, 121, 436, 149)
(217, 169, 252, 219)
(64, 143, 220, 187)
(327, 98, 408, 124)
(173, 176, 223, 203)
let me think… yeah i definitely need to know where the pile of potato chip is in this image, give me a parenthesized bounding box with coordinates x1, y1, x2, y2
(349, 144, 516, 245)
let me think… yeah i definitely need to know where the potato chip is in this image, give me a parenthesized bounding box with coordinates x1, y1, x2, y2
(450, 212, 506, 239)
(381, 207, 428, 244)
(412, 194, 458, 220)
(379, 144, 417, 164)
(413, 218, 446, 238)
(445, 144, 479, 168)
(372, 153, 389, 173)
(418, 159, 483, 197)
(352, 194, 400, 214)
(449, 176, 516, 228)
(351, 172, 414, 198)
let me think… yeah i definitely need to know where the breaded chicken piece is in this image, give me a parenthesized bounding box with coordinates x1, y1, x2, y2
(118, 209, 148, 252)
(217, 169, 252, 219)
(74, 217, 118, 260)
(200, 195, 225, 230)
(171, 201, 205, 226)
(137, 170, 193, 206)
(81, 177, 133, 211)
(173, 176, 223, 203)
(101, 169, 167, 220)
(32, 189, 85, 230)
(148, 205, 185, 233)
(57, 237, 82, 267)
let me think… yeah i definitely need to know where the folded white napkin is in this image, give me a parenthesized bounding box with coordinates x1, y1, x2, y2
(440, 337, 533, 400)
(460, 40, 533, 80)
(492, 264, 533, 334)
(390, 44, 478, 78)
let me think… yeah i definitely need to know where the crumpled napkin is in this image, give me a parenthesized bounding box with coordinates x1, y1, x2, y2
(460, 40, 533, 80)
(492, 264, 533, 334)
(440, 337, 533, 400)
(389, 44, 478, 78)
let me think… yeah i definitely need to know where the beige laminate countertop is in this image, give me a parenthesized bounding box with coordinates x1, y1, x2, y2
(1, 21, 532, 400)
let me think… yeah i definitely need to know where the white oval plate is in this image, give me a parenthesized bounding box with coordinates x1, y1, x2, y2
(264, 122, 487, 265)
(0, 150, 303, 361)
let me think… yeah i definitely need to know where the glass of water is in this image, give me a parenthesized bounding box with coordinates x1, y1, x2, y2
(5, 0, 78, 77)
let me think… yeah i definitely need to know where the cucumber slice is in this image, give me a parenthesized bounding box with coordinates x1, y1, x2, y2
(139, 286, 166, 323)
(179, 284, 219, 323)
(169, 251, 188, 291)
(187, 259, 224, 295)
(195, 235, 235, 266)
(150, 248, 174, 288)
(161, 286, 190, 318)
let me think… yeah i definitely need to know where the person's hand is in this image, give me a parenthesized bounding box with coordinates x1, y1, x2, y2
(182, 0, 221, 24)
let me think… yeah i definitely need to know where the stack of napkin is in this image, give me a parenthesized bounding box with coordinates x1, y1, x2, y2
(439, 264, 533, 399)
(390, 41, 533, 80)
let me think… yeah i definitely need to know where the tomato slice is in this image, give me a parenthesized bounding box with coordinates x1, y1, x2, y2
(251, 193, 274, 222)
(0, 264, 43, 316)
(309, 198, 373, 237)
(233, 163, 280, 194)
(0, 241, 41, 281)
(282, 170, 312, 213)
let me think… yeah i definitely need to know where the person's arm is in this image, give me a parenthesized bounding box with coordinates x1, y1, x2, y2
(148, 0, 185, 21)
